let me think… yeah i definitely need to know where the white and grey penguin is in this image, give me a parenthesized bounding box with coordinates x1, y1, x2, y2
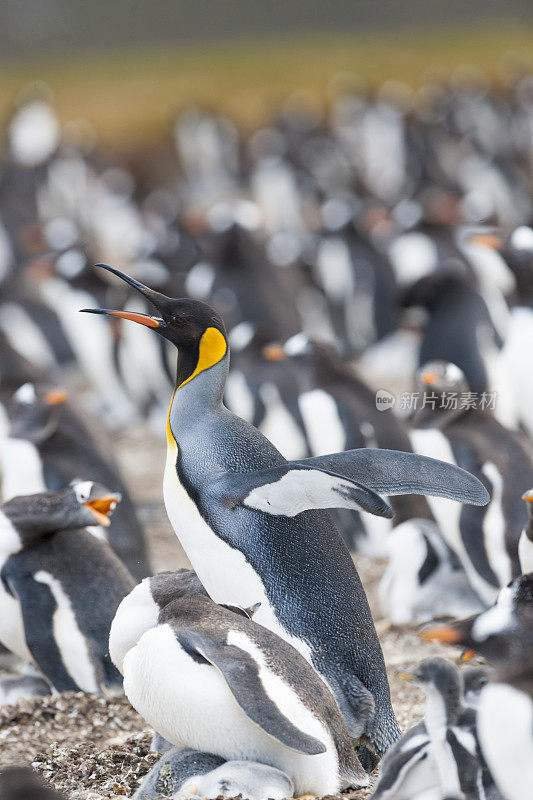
(82, 263, 489, 766)
(426, 602, 533, 800)
(0, 481, 134, 693)
(410, 360, 533, 606)
(134, 747, 293, 800)
(0, 381, 150, 579)
(373, 658, 500, 800)
(110, 569, 370, 796)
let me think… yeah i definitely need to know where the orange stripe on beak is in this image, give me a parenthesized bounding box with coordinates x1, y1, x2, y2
(262, 344, 286, 361)
(522, 490, 533, 502)
(106, 311, 160, 328)
(421, 626, 464, 644)
(44, 389, 68, 405)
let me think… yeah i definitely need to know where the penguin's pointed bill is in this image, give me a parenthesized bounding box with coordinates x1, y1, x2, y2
(84, 494, 121, 527)
(178, 628, 327, 756)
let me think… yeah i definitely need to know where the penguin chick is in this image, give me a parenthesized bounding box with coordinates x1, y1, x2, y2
(2, 381, 150, 579)
(518, 489, 533, 573)
(473, 614, 533, 800)
(0, 481, 134, 693)
(0, 766, 66, 800)
(379, 519, 485, 625)
(114, 572, 369, 796)
(374, 658, 497, 800)
(0, 663, 50, 705)
(411, 360, 533, 606)
(461, 666, 492, 710)
(134, 747, 293, 800)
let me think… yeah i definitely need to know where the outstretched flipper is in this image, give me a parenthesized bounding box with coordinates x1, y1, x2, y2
(296, 449, 489, 505)
(178, 629, 327, 755)
(216, 449, 488, 519)
(216, 463, 393, 518)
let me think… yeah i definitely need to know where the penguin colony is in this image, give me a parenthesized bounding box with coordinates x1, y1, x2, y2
(0, 74, 531, 800)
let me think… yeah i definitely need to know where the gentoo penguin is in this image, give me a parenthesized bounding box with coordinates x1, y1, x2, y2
(1, 382, 150, 579)
(410, 360, 533, 605)
(379, 518, 485, 625)
(113, 571, 370, 796)
(518, 489, 533, 573)
(263, 334, 437, 554)
(427, 609, 533, 800)
(400, 271, 503, 396)
(423, 572, 533, 663)
(134, 747, 293, 800)
(0, 767, 66, 800)
(373, 658, 498, 800)
(82, 264, 488, 765)
(0, 481, 134, 692)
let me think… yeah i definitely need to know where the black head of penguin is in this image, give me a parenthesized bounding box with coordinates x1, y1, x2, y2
(7, 382, 68, 442)
(0, 766, 67, 800)
(263, 334, 350, 389)
(398, 657, 462, 723)
(80, 264, 228, 390)
(1, 481, 121, 551)
(413, 360, 470, 428)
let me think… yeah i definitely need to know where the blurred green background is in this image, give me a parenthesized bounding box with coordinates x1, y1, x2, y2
(1, 0, 532, 148)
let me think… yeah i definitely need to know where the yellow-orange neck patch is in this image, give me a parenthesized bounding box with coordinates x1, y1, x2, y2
(178, 327, 227, 390)
(166, 326, 227, 447)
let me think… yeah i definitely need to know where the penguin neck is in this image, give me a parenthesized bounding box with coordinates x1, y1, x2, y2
(168, 351, 229, 441)
(425, 682, 462, 735)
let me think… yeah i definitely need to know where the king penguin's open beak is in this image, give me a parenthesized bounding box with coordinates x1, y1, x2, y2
(79, 263, 170, 331)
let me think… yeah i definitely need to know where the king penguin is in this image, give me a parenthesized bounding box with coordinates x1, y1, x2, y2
(0, 481, 134, 692)
(111, 569, 370, 796)
(81, 263, 489, 765)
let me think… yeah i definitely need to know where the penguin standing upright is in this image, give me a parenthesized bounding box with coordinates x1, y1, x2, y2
(410, 360, 533, 605)
(0, 481, 134, 692)
(111, 569, 370, 796)
(82, 264, 488, 764)
(373, 658, 498, 800)
(1, 382, 150, 579)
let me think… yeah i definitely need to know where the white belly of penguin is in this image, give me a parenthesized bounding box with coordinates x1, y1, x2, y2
(163, 444, 314, 665)
(123, 624, 338, 796)
(0, 563, 31, 662)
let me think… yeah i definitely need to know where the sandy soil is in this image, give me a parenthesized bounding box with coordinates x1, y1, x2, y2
(0, 423, 467, 798)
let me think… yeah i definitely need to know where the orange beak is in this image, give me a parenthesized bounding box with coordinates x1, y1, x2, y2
(100, 310, 160, 328)
(522, 490, 533, 503)
(262, 344, 286, 362)
(470, 233, 503, 250)
(43, 389, 68, 405)
(460, 648, 476, 662)
(421, 625, 464, 644)
(421, 372, 437, 386)
(84, 494, 121, 527)
(396, 671, 414, 681)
